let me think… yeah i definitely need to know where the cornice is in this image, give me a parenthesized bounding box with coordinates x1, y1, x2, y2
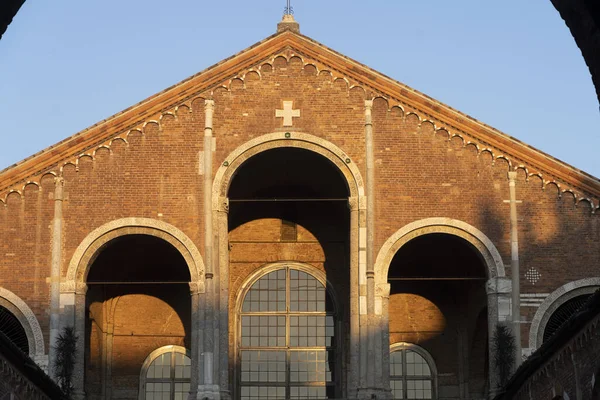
(282, 33, 600, 200)
(0, 30, 599, 208)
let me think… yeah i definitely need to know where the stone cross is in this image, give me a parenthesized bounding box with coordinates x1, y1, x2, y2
(276, 100, 300, 127)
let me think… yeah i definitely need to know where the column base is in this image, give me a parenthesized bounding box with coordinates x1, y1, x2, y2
(33, 354, 49, 374)
(356, 386, 393, 399)
(195, 385, 226, 400)
(72, 390, 86, 400)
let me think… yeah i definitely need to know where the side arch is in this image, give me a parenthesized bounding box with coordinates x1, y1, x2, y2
(529, 278, 600, 350)
(374, 217, 505, 286)
(212, 131, 365, 206)
(63, 217, 204, 292)
(0, 287, 45, 357)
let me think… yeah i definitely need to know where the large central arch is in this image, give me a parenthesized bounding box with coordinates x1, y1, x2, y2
(211, 131, 366, 398)
(213, 132, 365, 205)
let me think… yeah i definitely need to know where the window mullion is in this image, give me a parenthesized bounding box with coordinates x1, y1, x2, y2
(287, 266, 291, 399)
(171, 350, 176, 400)
(403, 350, 408, 399)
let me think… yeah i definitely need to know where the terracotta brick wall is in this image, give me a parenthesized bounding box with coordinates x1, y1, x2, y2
(511, 313, 600, 399)
(0, 54, 598, 396)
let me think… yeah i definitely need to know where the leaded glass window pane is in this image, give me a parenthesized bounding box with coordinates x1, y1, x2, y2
(240, 386, 286, 400)
(289, 350, 333, 383)
(241, 315, 286, 347)
(289, 316, 334, 347)
(390, 347, 435, 400)
(391, 380, 404, 399)
(239, 267, 336, 399)
(406, 380, 432, 399)
(243, 270, 286, 312)
(406, 351, 430, 376)
(240, 350, 286, 383)
(290, 270, 326, 312)
(144, 348, 191, 400)
(289, 386, 328, 399)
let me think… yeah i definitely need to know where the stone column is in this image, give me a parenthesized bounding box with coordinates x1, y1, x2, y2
(48, 176, 64, 380)
(101, 320, 114, 400)
(507, 171, 522, 368)
(198, 99, 220, 399)
(348, 197, 360, 397)
(457, 325, 469, 399)
(72, 284, 88, 400)
(376, 282, 392, 395)
(356, 99, 390, 399)
(216, 200, 231, 400)
(365, 99, 375, 325)
(486, 277, 512, 395)
(189, 284, 201, 400)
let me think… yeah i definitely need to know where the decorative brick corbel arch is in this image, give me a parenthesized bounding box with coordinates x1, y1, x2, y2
(374, 217, 506, 286)
(529, 277, 600, 350)
(63, 217, 205, 293)
(0, 287, 45, 358)
(212, 131, 366, 206)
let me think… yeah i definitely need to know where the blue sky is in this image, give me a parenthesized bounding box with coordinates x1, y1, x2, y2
(1, 1, 599, 178)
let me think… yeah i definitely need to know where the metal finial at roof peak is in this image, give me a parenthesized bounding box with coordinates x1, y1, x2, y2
(284, 0, 293, 16)
(277, 1, 300, 33)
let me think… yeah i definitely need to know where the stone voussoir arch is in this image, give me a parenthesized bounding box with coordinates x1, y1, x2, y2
(212, 131, 365, 207)
(529, 277, 600, 350)
(374, 217, 506, 286)
(63, 217, 205, 293)
(0, 287, 45, 357)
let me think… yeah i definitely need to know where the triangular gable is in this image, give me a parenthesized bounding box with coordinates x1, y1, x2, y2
(1, 29, 599, 208)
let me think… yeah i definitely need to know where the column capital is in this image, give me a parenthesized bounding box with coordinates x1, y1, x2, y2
(376, 283, 391, 299)
(213, 197, 229, 213)
(60, 280, 89, 294)
(348, 196, 359, 211)
(486, 277, 512, 295)
(189, 281, 205, 295)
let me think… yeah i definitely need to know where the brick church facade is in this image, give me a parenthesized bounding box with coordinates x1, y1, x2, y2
(0, 16, 599, 400)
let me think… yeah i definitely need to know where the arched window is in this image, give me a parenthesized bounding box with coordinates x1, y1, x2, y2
(139, 345, 191, 400)
(543, 294, 591, 342)
(390, 343, 437, 400)
(238, 265, 337, 399)
(0, 304, 29, 354)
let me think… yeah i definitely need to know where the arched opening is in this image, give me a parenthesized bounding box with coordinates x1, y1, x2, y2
(84, 234, 192, 398)
(0, 305, 29, 354)
(227, 147, 350, 399)
(528, 280, 600, 350)
(543, 294, 591, 343)
(387, 233, 488, 399)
